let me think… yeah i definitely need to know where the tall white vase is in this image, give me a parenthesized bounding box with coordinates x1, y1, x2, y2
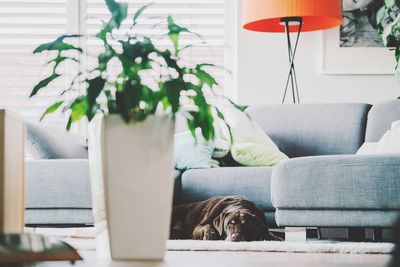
(88, 114, 175, 261)
(88, 114, 110, 259)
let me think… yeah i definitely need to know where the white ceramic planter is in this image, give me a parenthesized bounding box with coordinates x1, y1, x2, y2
(88, 114, 175, 261)
(88, 114, 110, 259)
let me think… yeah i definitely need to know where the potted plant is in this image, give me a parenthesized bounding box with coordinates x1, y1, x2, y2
(378, 0, 400, 99)
(31, 0, 221, 260)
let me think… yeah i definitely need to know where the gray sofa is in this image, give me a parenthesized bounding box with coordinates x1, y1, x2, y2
(179, 100, 400, 229)
(25, 100, 400, 231)
(25, 124, 92, 226)
(271, 100, 400, 229)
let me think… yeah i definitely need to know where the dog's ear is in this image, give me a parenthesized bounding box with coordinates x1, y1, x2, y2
(251, 213, 266, 227)
(213, 212, 226, 236)
(250, 213, 269, 241)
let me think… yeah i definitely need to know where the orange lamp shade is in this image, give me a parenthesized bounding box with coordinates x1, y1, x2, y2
(242, 0, 342, 33)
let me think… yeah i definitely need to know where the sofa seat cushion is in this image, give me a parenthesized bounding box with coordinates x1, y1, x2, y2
(272, 155, 400, 210)
(25, 159, 92, 209)
(25, 209, 93, 226)
(181, 167, 274, 211)
(275, 209, 399, 228)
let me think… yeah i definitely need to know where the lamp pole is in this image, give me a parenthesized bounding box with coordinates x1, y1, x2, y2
(281, 17, 302, 104)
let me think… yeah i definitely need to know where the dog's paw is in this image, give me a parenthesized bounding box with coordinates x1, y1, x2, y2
(192, 224, 218, 240)
(202, 225, 218, 240)
(268, 231, 284, 241)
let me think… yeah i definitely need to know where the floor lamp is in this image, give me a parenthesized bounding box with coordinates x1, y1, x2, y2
(242, 0, 342, 103)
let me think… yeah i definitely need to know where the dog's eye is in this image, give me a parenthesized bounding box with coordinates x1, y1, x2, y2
(230, 220, 235, 225)
(241, 220, 246, 224)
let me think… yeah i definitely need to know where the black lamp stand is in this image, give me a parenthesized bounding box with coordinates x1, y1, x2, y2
(281, 17, 303, 104)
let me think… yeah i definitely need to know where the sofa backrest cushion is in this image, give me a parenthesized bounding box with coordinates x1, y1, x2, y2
(246, 103, 371, 158)
(365, 100, 400, 142)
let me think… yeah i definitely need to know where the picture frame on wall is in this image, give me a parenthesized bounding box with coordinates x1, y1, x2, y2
(321, 0, 395, 75)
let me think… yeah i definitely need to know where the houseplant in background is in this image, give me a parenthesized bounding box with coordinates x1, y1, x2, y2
(378, 0, 400, 98)
(30, 0, 222, 260)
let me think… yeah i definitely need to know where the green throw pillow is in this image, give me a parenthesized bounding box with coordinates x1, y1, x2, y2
(231, 142, 288, 167)
(216, 104, 288, 167)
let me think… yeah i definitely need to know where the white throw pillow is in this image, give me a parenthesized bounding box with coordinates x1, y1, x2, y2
(374, 120, 400, 154)
(356, 142, 378, 155)
(356, 120, 400, 155)
(391, 120, 400, 132)
(376, 130, 400, 154)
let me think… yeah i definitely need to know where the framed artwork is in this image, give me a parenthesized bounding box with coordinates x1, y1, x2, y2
(321, 0, 395, 75)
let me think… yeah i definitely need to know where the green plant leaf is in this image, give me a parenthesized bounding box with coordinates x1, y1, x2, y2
(169, 34, 179, 54)
(215, 106, 233, 144)
(188, 90, 215, 141)
(96, 0, 128, 42)
(188, 108, 214, 141)
(97, 44, 117, 71)
(30, 73, 60, 97)
(104, 90, 117, 113)
(87, 77, 105, 105)
(96, 24, 112, 42)
(142, 88, 160, 113)
(160, 49, 182, 76)
(120, 38, 155, 62)
(48, 55, 78, 66)
(115, 78, 145, 121)
(194, 67, 218, 87)
(48, 55, 79, 73)
(133, 3, 152, 26)
(385, 0, 396, 9)
(33, 35, 82, 53)
(40, 101, 64, 121)
(226, 98, 247, 112)
(70, 96, 89, 123)
(162, 80, 182, 113)
(66, 116, 73, 131)
(105, 0, 128, 29)
(86, 77, 106, 120)
(167, 15, 190, 54)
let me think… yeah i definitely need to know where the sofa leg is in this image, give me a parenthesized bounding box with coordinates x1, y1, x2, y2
(373, 228, 383, 242)
(348, 228, 366, 242)
(285, 227, 307, 242)
(317, 228, 322, 240)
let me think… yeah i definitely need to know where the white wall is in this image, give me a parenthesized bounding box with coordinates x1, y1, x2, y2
(229, 0, 400, 106)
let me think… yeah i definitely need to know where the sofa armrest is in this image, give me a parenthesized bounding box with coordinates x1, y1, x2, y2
(271, 154, 400, 210)
(25, 159, 92, 209)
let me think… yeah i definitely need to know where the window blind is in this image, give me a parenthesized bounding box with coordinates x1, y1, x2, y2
(0, 0, 68, 127)
(0, 0, 225, 128)
(85, 0, 225, 89)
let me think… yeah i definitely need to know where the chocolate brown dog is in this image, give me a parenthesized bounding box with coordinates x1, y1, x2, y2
(170, 196, 276, 241)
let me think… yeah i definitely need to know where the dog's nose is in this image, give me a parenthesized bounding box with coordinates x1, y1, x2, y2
(231, 234, 239, 242)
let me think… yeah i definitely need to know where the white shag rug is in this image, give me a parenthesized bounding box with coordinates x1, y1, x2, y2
(166, 240, 395, 254)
